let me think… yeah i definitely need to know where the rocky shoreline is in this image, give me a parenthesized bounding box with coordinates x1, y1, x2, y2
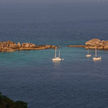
(0, 41, 57, 52)
(68, 38, 108, 50)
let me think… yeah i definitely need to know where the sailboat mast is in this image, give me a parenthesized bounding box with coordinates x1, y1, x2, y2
(55, 48, 56, 58)
(95, 47, 97, 57)
(88, 48, 90, 54)
(59, 50, 60, 57)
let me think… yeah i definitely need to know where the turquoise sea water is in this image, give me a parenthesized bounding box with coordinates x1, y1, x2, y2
(0, 47, 108, 108)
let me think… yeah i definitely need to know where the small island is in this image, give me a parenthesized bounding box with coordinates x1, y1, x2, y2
(0, 92, 27, 108)
(68, 38, 108, 50)
(0, 41, 57, 52)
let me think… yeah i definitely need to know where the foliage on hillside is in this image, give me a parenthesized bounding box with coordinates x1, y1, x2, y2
(0, 92, 27, 108)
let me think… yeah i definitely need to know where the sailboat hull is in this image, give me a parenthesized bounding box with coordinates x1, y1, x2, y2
(86, 54, 92, 58)
(93, 57, 101, 61)
(52, 57, 62, 61)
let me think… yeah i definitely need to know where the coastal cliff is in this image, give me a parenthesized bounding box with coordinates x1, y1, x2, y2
(0, 41, 56, 52)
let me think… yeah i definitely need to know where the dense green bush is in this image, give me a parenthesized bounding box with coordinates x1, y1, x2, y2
(0, 92, 27, 108)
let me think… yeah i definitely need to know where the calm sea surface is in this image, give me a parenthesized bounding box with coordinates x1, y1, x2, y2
(0, 2, 108, 108)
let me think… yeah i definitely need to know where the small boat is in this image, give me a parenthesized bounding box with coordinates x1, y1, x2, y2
(52, 48, 64, 62)
(86, 49, 92, 58)
(93, 56, 101, 61)
(93, 47, 101, 61)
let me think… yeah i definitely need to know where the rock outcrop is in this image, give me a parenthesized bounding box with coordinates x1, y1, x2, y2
(85, 38, 108, 50)
(0, 41, 57, 52)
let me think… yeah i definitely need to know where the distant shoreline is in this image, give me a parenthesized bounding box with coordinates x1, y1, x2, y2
(0, 38, 108, 52)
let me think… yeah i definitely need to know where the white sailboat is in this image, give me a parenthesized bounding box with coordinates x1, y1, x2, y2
(86, 49, 92, 58)
(93, 47, 101, 61)
(52, 48, 64, 62)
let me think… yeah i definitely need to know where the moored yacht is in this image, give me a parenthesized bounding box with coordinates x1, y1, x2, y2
(86, 48, 92, 58)
(93, 47, 101, 61)
(52, 48, 64, 62)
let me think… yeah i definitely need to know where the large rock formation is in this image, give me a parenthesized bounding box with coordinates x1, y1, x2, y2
(85, 38, 108, 50)
(0, 41, 57, 52)
(85, 38, 102, 46)
(0, 92, 27, 108)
